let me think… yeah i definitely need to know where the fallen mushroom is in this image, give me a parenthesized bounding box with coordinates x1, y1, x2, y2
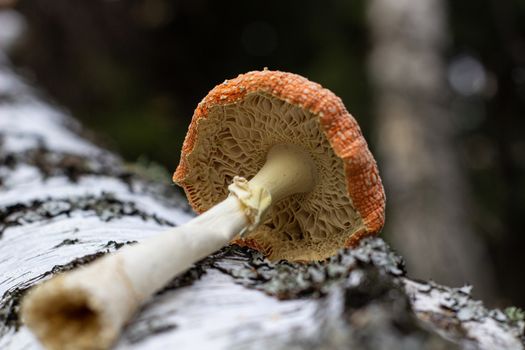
(21, 70, 385, 350)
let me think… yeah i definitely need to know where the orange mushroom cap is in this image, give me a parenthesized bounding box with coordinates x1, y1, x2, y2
(174, 70, 385, 261)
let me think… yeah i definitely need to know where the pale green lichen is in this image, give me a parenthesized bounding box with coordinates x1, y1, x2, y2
(504, 306, 525, 323)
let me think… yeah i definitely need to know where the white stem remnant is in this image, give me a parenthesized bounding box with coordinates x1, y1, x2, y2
(21, 144, 317, 350)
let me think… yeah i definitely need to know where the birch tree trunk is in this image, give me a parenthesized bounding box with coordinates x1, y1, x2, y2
(367, 0, 497, 301)
(0, 10, 523, 350)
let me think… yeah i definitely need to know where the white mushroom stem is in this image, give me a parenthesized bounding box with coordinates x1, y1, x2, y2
(22, 144, 317, 350)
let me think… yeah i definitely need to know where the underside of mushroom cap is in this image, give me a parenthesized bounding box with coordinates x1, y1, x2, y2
(173, 70, 385, 261)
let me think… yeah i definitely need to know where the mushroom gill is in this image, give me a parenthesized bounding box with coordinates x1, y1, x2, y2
(184, 92, 365, 261)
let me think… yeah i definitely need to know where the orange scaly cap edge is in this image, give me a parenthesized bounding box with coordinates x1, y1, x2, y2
(173, 70, 385, 237)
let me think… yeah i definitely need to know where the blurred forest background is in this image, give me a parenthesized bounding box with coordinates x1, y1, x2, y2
(1, 0, 524, 308)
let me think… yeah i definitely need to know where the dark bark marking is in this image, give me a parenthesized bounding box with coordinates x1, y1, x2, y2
(53, 238, 81, 248)
(0, 193, 175, 239)
(125, 318, 177, 344)
(0, 140, 120, 184)
(103, 240, 138, 250)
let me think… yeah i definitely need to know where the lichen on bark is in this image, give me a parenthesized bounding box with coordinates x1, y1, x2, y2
(213, 238, 405, 299)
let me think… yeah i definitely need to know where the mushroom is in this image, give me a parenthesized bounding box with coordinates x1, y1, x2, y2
(21, 70, 385, 350)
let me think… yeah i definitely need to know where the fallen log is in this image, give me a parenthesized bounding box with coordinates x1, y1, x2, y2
(0, 43, 523, 350)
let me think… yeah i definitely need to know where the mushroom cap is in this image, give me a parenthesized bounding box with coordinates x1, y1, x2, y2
(173, 70, 385, 261)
